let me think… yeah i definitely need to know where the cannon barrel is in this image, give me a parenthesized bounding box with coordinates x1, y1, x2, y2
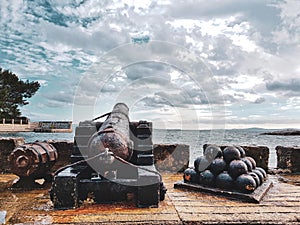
(89, 103, 133, 160)
(9, 142, 58, 178)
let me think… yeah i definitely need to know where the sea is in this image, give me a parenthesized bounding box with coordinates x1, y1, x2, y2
(1, 127, 299, 168)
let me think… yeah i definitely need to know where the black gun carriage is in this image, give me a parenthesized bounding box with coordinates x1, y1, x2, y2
(50, 103, 166, 209)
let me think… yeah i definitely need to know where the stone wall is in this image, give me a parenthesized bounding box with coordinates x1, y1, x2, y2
(0, 138, 190, 174)
(0, 138, 25, 173)
(276, 146, 300, 173)
(154, 144, 189, 172)
(2, 138, 299, 175)
(46, 140, 73, 171)
(241, 145, 269, 171)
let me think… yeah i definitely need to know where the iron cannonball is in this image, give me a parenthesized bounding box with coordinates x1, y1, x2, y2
(245, 156, 256, 169)
(183, 168, 198, 183)
(235, 145, 246, 158)
(241, 157, 253, 172)
(248, 171, 261, 187)
(215, 171, 234, 190)
(235, 174, 257, 193)
(256, 167, 267, 180)
(228, 160, 248, 179)
(252, 169, 264, 184)
(223, 146, 241, 164)
(204, 145, 223, 160)
(199, 170, 215, 186)
(209, 158, 227, 176)
(194, 155, 210, 172)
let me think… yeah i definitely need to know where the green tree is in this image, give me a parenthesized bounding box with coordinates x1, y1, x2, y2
(0, 68, 40, 119)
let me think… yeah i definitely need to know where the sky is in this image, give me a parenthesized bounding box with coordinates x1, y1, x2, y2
(0, 0, 299, 130)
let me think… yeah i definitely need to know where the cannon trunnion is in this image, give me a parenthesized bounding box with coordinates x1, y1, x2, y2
(50, 103, 166, 209)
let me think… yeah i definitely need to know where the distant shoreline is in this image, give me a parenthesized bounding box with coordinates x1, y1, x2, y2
(260, 129, 300, 136)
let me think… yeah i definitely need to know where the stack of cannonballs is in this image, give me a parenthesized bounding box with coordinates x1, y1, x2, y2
(183, 145, 267, 193)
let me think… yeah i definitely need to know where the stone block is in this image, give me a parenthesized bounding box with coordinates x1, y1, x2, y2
(154, 144, 189, 172)
(47, 140, 73, 172)
(276, 146, 300, 173)
(0, 138, 25, 173)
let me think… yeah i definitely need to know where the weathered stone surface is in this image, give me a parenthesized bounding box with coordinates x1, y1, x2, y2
(0, 139, 190, 174)
(203, 144, 269, 171)
(0, 137, 25, 173)
(154, 144, 189, 172)
(241, 145, 269, 171)
(276, 146, 300, 173)
(0, 174, 18, 191)
(46, 140, 73, 171)
(1, 173, 300, 225)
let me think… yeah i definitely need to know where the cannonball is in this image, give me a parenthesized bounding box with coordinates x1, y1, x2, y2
(235, 174, 257, 193)
(248, 171, 261, 187)
(199, 170, 215, 186)
(204, 145, 222, 160)
(245, 156, 256, 169)
(235, 145, 246, 158)
(252, 169, 264, 184)
(209, 158, 227, 176)
(223, 146, 241, 164)
(194, 156, 210, 172)
(241, 157, 253, 172)
(228, 160, 248, 179)
(256, 167, 267, 180)
(183, 168, 198, 183)
(215, 171, 234, 190)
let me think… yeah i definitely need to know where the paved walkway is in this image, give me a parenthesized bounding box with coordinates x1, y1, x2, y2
(0, 173, 299, 224)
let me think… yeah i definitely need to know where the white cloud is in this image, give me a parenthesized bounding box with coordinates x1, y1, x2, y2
(272, 0, 300, 46)
(0, 0, 299, 128)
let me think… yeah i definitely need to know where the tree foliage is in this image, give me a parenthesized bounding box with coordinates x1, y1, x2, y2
(0, 68, 40, 119)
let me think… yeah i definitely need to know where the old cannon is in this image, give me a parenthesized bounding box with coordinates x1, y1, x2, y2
(50, 103, 166, 209)
(9, 141, 58, 188)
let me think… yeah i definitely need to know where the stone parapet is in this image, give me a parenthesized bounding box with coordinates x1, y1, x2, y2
(0, 138, 190, 174)
(0, 138, 25, 173)
(276, 146, 300, 172)
(154, 144, 189, 172)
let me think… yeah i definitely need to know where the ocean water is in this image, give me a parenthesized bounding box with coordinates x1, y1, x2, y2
(1, 127, 299, 168)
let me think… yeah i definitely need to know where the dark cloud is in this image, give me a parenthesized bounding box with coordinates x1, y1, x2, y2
(124, 62, 171, 82)
(141, 95, 174, 108)
(266, 78, 300, 92)
(42, 90, 74, 106)
(254, 97, 265, 104)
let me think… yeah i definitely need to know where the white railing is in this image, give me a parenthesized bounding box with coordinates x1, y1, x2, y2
(0, 119, 38, 132)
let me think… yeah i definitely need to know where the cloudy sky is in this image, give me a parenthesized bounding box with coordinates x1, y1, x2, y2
(0, 0, 299, 130)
